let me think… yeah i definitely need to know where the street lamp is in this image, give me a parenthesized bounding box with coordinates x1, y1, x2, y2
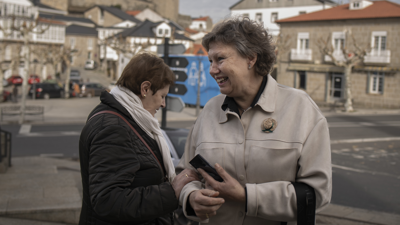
(196, 48, 204, 116)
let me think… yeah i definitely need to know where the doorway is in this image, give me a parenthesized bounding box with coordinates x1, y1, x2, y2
(330, 73, 343, 99)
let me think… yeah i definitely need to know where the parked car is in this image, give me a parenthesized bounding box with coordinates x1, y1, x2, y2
(70, 69, 81, 80)
(161, 128, 189, 167)
(28, 83, 64, 99)
(7, 75, 23, 86)
(106, 81, 117, 92)
(84, 60, 98, 70)
(28, 75, 40, 84)
(80, 82, 105, 98)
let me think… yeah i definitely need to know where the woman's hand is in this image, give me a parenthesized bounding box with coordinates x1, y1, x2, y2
(189, 189, 225, 220)
(172, 169, 199, 199)
(198, 163, 246, 203)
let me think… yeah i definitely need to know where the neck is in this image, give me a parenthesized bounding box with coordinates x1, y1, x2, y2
(234, 75, 264, 111)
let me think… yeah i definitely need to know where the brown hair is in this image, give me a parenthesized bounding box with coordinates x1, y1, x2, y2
(202, 17, 275, 77)
(116, 52, 175, 95)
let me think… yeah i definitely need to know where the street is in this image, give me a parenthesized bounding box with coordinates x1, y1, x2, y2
(1, 114, 399, 215)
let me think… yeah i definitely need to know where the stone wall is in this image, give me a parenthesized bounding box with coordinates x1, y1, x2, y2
(277, 18, 400, 108)
(65, 35, 99, 68)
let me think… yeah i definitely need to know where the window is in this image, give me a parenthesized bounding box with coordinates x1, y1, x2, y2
(70, 37, 75, 49)
(87, 39, 93, 50)
(256, 13, 263, 24)
(371, 31, 387, 53)
(299, 11, 306, 15)
(271, 12, 278, 23)
(5, 45, 11, 60)
(88, 51, 92, 60)
(332, 32, 345, 51)
(158, 29, 163, 35)
(353, 2, 360, 8)
(299, 71, 307, 90)
(369, 72, 384, 94)
(242, 13, 249, 18)
(270, 0, 278, 2)
(297, 32, 309, 50)
(165, 29, 169, 35)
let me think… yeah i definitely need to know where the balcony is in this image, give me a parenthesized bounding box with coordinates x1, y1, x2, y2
(364, 49, 390, 64)
(324, 50, 345, 62)
(290, 49, 312, 61)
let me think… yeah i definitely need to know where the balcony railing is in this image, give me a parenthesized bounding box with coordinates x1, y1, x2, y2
(324, 50, 345, 62)
(364, 49, 390, 64)
(290, 49, 312, 61)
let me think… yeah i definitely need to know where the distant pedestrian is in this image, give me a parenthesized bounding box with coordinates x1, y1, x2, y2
(12, 84, 18, 103)
(73, 82, 81, 97)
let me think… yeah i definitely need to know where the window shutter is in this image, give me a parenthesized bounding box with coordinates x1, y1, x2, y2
(381, 73, 385, 94)
(366, 71, 370, 94)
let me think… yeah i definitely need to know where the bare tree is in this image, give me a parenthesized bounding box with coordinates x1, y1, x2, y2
(317, 30, 369, 112)
(59, 45, 79, 99)
(273, 33, 291, 75)
(0, 16, 49, 123)
(31, 46, 51, 80)
(0, 42, 8, 101)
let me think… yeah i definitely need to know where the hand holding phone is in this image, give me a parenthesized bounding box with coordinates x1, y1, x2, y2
(189, 154, 223, 182)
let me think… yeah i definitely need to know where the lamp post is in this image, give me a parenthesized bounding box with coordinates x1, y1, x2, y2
(196, 48, 204, 117)
(32, 59, 38, 100)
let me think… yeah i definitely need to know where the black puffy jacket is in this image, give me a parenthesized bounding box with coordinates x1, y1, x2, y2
(79, 91, 179, 225)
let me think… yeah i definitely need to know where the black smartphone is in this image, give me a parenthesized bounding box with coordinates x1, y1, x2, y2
(189, 154, 223, 182)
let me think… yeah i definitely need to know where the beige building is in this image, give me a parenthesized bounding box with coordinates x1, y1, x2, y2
(65, 25, 98, 68)
(276, 0, 400, 109)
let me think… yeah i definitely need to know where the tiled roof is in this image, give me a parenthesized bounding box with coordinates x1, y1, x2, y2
(38, 17, 65, 25)
(185, 27, 199, 34)
(126, 10, 141, 16)
(66, 25, 98, 36)
(118, 20, 192, 41)
(277, 1, 400, 23)
(95, 5, 141, 23)
(185, 44, 208, 56)
(40, 13, 95, 25)
(193, 16, 209, 21)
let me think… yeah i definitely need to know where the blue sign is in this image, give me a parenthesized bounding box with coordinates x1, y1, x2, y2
(168, 55, 220, 107)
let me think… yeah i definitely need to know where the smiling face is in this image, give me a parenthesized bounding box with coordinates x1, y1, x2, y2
(141, 84, 170, 117)
(208, 42, 258, 99)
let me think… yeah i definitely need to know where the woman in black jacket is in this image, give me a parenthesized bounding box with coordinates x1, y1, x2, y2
(79, 52, 199, 225)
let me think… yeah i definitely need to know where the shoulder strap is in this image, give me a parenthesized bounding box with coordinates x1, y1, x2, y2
(291, 182, 316, 225)
(88, 110, 164, 176)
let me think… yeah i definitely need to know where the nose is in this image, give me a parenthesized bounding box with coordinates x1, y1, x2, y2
(161, 99, 166, 108)
(209, 63, 220, 77)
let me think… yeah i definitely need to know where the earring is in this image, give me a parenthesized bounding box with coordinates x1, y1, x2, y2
(248, 65, 251, 70)
(143, 94, 146, 97)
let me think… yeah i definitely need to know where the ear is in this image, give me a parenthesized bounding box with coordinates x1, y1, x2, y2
(248, 54, 258, 68)
(140, 81, 151, 98)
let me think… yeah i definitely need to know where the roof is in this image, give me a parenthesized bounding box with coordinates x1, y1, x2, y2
(193, 16, 209, 21)
(230, 0, 336, 10)
(40, 13, 95, 25)
(94, 5, 141, 23)
(118, 20, 192, 41)
(126, 10, 141, 16)
(66, 25, 98, 36)
(277, 1, 400, 23)
(184, 44, 208, 56)
(185, 27, 199, 34)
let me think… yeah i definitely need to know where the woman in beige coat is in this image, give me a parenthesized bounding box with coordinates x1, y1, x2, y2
(176, 17, 332, 225)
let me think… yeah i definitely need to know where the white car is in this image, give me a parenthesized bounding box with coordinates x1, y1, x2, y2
(84, 60, 98, 70)
(161, 128, 189, 167)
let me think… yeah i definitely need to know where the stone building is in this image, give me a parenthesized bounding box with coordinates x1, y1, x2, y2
(230, 0, 335, 36)
(65, 25, 98, 68)
(84, 5, 141, 28)
(276, 0, 400, 109)
(40, 0, 180, 23)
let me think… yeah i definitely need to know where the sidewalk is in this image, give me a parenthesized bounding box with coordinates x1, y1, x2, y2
(1, 156, 400, 225)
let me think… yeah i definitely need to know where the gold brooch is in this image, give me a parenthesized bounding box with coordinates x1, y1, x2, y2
(261, 118, 277, 133)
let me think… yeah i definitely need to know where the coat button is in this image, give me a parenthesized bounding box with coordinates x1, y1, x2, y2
(238, 175, 245, 181)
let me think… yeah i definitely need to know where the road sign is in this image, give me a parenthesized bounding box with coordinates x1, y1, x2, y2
(157, 44, 186, 55)
(169, 84, 187, 95)
(173, 71, 188, 82)
(166, 96, 185, 112)
(169, 57, 189, 68)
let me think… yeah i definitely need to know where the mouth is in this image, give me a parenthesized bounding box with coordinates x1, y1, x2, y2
(216, 77, 228, 85)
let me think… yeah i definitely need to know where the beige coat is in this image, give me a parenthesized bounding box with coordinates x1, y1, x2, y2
(177, 75, 332, 225)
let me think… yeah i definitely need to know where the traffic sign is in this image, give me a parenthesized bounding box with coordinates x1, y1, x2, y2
(169, 84, 187, 95)
(173, 71, 188, 82)
(169, 57, 189, 68)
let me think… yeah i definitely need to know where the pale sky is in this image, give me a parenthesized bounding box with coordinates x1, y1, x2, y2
(179, 0, 400, 25)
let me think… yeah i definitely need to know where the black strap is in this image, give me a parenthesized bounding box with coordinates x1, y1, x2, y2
(291, 182, 316, 225)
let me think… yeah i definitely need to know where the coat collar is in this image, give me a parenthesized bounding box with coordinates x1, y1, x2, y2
(218, 74, 277, 123)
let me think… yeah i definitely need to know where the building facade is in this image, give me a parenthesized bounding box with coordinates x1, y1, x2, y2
(276, 0, 400, 109)
(230, 0, 335, 36)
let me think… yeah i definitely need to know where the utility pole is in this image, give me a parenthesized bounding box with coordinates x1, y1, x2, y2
(161, 38, 169, 129)
(195, 48, 204, 116)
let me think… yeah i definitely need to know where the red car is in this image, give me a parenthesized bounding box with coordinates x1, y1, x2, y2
(28, 75, 41, 84)
(7, 75, 23, 86)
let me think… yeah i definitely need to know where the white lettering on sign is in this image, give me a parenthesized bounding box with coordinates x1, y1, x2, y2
(188, 61, 206, 87)
(176, 60, 180, 66)
(175, 87, 178, 92)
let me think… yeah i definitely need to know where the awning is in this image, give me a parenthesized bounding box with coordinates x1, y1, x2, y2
(287, 63, 344, 73)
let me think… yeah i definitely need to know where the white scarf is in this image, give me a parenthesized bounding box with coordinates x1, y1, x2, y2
(110, 86, 176, 182)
